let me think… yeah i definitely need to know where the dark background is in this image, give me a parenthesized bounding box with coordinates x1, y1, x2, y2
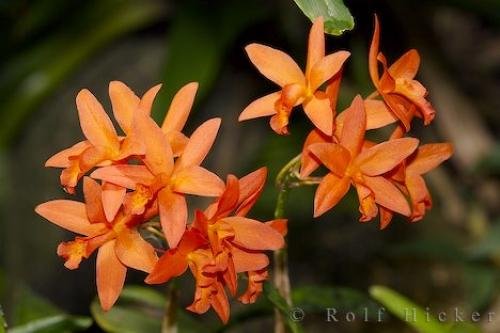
(0, 0, 499, 332)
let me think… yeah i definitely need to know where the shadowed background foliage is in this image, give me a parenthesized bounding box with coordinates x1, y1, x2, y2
(0, 0, 499, 332)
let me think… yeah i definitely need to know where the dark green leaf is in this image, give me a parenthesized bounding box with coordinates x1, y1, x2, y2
(370, 285, 445, 333)
(9, 315, 91, 333)
(447, 322, 482, 333)
(292, 0, 354, 35)
(264, 282, 304, 333)
(463, 265, 497, 311)
(91, 286, 164, 333)
(292, 285, 379, 319)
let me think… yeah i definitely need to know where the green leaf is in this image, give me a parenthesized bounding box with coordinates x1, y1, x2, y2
(292, 0, 354, 35)
(91, 285, 165, 333)
(447, 322, 482, 333)
(264, 283, 304, 333)
(91, 285, 206, 333)
(463, 265, 497, 311)
(8, 315, 91, 333)
(292, 285, 379, 318)
(369, 285, 445, 333)
(10, 286, 61, 326)
(0, 305, 6, 333)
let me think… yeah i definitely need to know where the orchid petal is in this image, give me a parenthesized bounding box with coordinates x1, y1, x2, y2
(245, 43, 305, 87)
(96, 240, 126, 311)
(76, 89, 119, 151)
(314, 174, 350, 217)
(239, 92, 280, 121)
(158, 189, 187, 248)
(161, 82, 198, 133)
(109, 81, 140, 134)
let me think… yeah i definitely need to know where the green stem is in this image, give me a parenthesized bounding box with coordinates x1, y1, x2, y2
(273, 155, 300, 333)
(161, 282, 178, 333)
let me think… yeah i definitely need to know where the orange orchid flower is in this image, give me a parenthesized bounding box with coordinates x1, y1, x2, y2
(45, 81, 198, 197)
(146, 169, 285, 322)
(90, 111, 224, 248)
(368, 15, 435, 132)
(35, 177, 158, 310)
(309, 95, 419, 226)
(239, 17, 350, 135)
(403, 143, 453, 221)
(300, 98, 398, 178)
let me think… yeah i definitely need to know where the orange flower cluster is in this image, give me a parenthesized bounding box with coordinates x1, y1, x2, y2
(240, 16, 453, 229)
(35, 14, 454, 325)
(36, 81, 285, 321)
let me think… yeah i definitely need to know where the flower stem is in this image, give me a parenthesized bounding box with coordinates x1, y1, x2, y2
(273, 154, 301, 333)
(161, 282, 178, 333)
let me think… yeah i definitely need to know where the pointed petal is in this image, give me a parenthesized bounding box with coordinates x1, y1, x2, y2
(369, 15, 381, 85)
(138, 84, 162, 115)
(339, 95, 366, 156)
(379, 206, 394, 230)
(326, 72, 343, 113)
(300, 129, 329, 178)
(222, 217, 284, 250)
(76, 89, 119, 151)
(109, 81, 140, 134)
(145, 248, 189, 284)
(161, 82, 198, 133)
(407, 143, 453, 175)
(309, 51, 350, 92)
(364, 176, 411, 216)
(239, 92, 280, 121)
(314, 174, 351, 217)
(132, 111, 173, 175)
(266, 219, 288, 236)
(356, 138, 419, 176)
(176, 118, 221, 169)
(91, 165, 154, 189)
(172, 166, 224, 197)
(383, 93, 414, 131)
(364, 99, 398, 129)
(211, 283, 230, 324)
(45, 141, 91, 168)
(336, 99, 397, 133)
(236, 167, 267, 216)
(158, 189, 187, 248)
(232, 247, 269, 273)
(245, 43, 305, 87)
(83, 177, 106, 223)
(96, 240, 126, 311)
(214, 175, 240, 218)
(303, 92, 333, 135)
(35, 200, 103, 236)
(115, 228, 158, 272)
(309, 143, 350, 177)
(102, 182, 126, 222)
(388, 49, 420, 79)
(306, 17, 325, 77)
